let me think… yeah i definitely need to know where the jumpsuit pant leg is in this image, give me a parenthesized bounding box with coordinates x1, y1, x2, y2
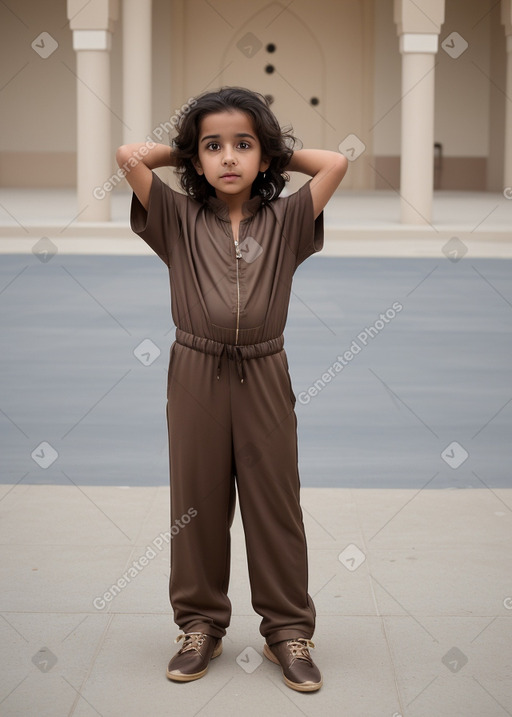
(166, 342, 236, 639)
(231, 350, 316, 645)
(166, 340, 316, 644)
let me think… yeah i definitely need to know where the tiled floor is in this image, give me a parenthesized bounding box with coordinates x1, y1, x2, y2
(1, 486, 511, 717)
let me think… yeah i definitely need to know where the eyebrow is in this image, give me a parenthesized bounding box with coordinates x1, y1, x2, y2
(200, 132, 257, 143)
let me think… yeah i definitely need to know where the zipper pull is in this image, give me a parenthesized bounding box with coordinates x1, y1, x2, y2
(234, 240, 242, 259)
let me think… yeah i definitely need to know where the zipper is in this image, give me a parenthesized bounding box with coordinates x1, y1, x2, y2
(234, 238, 242, 345)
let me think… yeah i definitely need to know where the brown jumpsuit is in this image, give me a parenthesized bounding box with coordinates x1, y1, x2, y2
(131, 172, 324, 645)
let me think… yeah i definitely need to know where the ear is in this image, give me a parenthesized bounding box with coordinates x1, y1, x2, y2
(260, 157, 270, 173)
(193, 157, 204, 175)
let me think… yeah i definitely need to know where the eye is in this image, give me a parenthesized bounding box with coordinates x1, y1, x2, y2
(206, 142, 220, 151)
(238, 141, 251, 150)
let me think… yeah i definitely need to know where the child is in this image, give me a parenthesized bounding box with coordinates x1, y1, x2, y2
(116, 87, 347, 693)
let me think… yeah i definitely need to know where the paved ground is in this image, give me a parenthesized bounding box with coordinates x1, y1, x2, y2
(1, 249, 511, 716)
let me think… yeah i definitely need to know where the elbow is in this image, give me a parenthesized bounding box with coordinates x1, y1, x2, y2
(321, 153, 348, 189)
(334, 153, 349, 181)
(116, 144, 132, 169)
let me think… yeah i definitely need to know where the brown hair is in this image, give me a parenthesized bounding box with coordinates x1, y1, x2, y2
(171, 87, 297, 203)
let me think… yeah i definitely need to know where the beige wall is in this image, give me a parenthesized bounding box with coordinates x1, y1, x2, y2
(0, 0, 75, 153)
(0, 0, 507, 191)
(373, 0, 402, 157)
(488, 1, 507, 190)
(434, 0, 491, 157)
(0, 0, 75, 185)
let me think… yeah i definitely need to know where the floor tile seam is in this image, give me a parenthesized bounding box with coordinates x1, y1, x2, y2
(0, 542, 170, 549)
(0, 610, 172, 617)
(1, 610, 506, 618)
(377, 613, 407, 715)
(351, 488, 382, 619)
(66, 612, 115, 717)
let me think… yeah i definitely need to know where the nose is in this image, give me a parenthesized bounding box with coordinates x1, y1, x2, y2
(222, 145, 236, 165)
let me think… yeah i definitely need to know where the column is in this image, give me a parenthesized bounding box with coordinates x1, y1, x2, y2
(122, 0, 152, 144)
(394, 0, 445, 224)
(502, 0, 512, 189)
(399, 33, 438, 223)
(67, 0, 118, 222)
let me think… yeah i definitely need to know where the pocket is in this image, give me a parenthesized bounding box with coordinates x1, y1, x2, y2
(278, 350, 296, 408)
(166, 343, 177, 396)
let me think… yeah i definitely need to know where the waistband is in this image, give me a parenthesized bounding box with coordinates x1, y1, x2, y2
(175, 329, 284, 383)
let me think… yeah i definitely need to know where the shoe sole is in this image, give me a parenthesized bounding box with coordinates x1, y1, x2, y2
(166, 641, 223, 682)
(263, 643, 323, 692)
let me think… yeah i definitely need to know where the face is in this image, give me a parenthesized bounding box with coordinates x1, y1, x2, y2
(194, 110, 270, 204)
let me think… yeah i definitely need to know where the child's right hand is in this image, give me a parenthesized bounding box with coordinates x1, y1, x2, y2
(115, 143, 175, 210)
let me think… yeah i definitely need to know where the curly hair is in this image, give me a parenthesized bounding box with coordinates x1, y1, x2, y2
(171, 87, 297, 203)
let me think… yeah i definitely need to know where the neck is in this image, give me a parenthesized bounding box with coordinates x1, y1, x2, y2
(214, 187, 251, 214)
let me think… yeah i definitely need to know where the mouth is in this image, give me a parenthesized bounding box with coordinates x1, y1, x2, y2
(220, 173, 240, 179)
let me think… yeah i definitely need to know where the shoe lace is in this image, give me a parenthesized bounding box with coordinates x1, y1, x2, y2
(287, 638, 315, 664)
(174, 632, 207, 654)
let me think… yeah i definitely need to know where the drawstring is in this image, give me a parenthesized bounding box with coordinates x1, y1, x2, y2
(234, 347, 244, 383)
(216, 345, 225, 380)
(216, 344, 244, 383)
(174, 330, 284, 386)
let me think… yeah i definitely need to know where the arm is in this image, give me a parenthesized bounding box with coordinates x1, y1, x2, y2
(286, 149, 348, 219)
(115, 142, 176, 211)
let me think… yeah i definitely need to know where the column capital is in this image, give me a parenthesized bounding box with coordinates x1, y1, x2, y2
(72, 30, 112, 51)
(399, 33, 439, 54)
(67, 0, 118, 33)
(502, 0, 512, 36)
(394, 0, 445, 35)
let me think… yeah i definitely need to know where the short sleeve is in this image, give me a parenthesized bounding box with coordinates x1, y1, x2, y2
(281, 179, 324, 269)
(130, 172, 183, 266)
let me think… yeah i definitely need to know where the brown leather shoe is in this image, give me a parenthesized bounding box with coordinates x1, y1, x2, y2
(264, 638, 323, 692)
(166, 632, 222, 682)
